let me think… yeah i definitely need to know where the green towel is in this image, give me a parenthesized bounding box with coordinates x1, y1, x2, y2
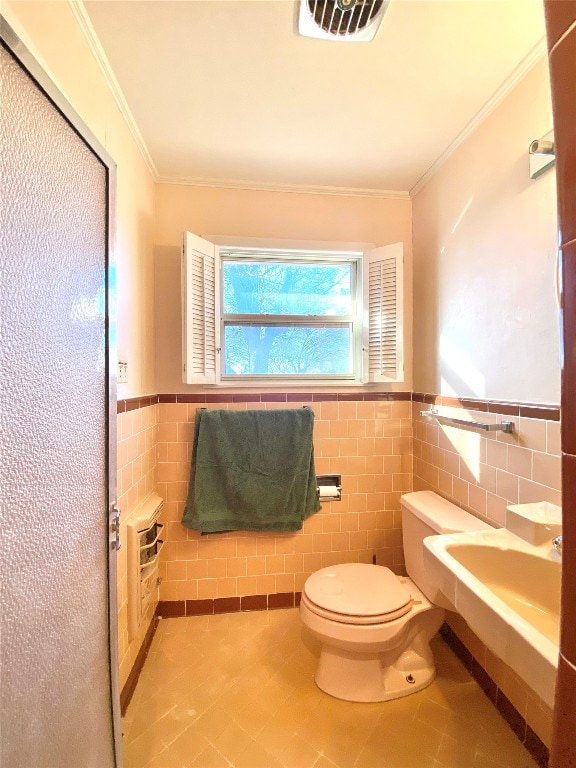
(182, 407, 320, 533)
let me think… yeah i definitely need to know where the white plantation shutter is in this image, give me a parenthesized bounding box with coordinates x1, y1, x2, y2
(365, 243, 403, 382)
(182, 232, 219, 384)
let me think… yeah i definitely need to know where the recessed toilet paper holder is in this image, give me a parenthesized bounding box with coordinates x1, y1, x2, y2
(317, 474, 342, 501)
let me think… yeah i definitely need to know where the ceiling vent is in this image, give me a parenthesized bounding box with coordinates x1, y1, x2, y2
(298, 0, 390, 42)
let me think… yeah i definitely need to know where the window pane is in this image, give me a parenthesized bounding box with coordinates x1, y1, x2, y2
(223, 325, 352, 375)
(222, 261, 352, 316)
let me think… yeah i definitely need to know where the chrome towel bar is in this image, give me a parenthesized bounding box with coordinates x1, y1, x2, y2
(420, 409, 515, 434)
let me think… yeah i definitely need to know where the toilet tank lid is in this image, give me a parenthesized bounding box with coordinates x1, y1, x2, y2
(400, 491, 493, 534)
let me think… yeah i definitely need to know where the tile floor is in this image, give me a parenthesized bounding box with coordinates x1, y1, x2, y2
(122, 609, 538, 768)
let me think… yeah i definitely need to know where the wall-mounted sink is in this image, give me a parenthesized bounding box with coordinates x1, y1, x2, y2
(423, 527, 561, 707)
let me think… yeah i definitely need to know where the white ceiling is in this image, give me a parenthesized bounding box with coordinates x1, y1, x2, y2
(83, 0, 546, 195)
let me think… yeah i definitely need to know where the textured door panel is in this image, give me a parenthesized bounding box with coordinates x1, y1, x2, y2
(0, 43, 115, 767)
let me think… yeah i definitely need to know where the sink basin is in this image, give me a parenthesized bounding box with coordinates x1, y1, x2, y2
(424, 527, 561, 707)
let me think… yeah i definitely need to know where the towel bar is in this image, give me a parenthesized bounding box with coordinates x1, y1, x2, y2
(420, 409, 515, 434)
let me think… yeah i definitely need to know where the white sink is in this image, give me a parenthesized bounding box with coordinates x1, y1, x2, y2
(423, 527, 561, 707)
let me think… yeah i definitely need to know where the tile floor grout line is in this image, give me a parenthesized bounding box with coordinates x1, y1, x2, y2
(123, 609, 540, 768)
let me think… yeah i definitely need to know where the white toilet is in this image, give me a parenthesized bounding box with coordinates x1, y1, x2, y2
(299, 490, 492, 702)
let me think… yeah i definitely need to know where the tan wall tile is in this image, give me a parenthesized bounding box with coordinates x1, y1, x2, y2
(329, 419, 348, 438)
(187, 559, 208, 580)
(518, 418, 547, 452)
(507, 445, 533, 480)
(276, 574, 295, 592)
(206, 558, 227, 578)
(176, 540, 199, 560)
(356, 401, 375, 420)
(237, 576, 259, 596)
(256, 575, 277, 594)
(197, 579, 219, 599)
(319, 401, 338, 420)
(237, 537, 259, 557)
(451, 477, 469, 508)
(546, 420, 561, 456)
(468, 484, 487, 518)
(486, 493, 508, 526)
(217, 577, 238, 597)
(322, 513, 341, 532)
(275, 535, 297, 554)
(265, 554, 285, 574)
(518, 477, 561, 506)
(285, 553, 304, 572)
(496, 470, 519, 502)
(532, 450, 562, 490)
(338, 401, 357, 420)
(294, 534, 314, 553)
(166, 561, 187, 581)
(247, 557, 266, 576)
(486, 439, 508, 470)
(348, 419, 366, 438)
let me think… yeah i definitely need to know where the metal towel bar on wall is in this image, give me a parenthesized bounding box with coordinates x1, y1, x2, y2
(420, 409, 515, 434)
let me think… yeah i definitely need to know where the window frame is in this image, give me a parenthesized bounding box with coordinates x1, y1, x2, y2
(218, 248, 365, 383)
(181, 232, 404, 387)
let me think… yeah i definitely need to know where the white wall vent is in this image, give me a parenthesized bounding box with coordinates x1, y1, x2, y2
(298, 0, 390, 42)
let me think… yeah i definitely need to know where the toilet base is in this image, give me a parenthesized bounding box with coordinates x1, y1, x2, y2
(314, 644, 437, 702)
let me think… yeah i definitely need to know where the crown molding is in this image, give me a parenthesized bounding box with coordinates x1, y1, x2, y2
(156, 175, 410, 200)
(69, 0, 158, 180)
(410, 38, 548, 197)
(66, 1, 546, 203)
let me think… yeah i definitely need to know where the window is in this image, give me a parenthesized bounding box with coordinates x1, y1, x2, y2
(182, 232, 403, 386)
(221, 255, 357, 379)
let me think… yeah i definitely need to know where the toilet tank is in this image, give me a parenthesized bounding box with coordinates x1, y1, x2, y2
(401, 491, 493, 607)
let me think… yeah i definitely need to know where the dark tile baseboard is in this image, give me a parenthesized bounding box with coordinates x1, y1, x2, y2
(120, 614, 159, 716)
(440, 624, 549, 768)
(157, 591, 302, 619)
(118, 391, 560, 421)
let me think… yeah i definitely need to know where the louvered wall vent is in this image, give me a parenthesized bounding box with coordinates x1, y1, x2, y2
(299, 0, 390, 41)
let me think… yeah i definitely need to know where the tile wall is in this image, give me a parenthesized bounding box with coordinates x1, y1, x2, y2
(155, 395, 412, 604)
(411, 393, 560, 750)
(116, 400, 158, 688)
(446, 612, 553, 752)
(116, 391, 560, 751)
(412, 396, 561, 525)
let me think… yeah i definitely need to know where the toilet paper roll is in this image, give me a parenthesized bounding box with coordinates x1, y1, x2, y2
(318, 485, 340, 499)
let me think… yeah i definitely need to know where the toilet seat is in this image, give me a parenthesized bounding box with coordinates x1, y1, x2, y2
(302, 563, 412, 625)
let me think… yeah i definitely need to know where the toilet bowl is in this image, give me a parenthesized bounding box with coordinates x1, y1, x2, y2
(300, 490, 492, 702)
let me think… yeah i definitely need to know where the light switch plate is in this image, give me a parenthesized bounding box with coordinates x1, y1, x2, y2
(118, 361, 128, 384)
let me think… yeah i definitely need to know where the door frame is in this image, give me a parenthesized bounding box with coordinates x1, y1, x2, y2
(0, 16, 122, 767)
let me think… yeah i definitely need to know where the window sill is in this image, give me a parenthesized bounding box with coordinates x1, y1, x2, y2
(209, 379, 403, 389)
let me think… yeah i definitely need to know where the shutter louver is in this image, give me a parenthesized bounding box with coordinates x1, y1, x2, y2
(366, 243, 403, 382)
(182, 232, 218, 384)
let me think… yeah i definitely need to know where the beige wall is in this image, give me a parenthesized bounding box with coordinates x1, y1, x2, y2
(3, 0, 156, 400)
(412, 57, 559, 404)
(154, 184, 413, 393)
